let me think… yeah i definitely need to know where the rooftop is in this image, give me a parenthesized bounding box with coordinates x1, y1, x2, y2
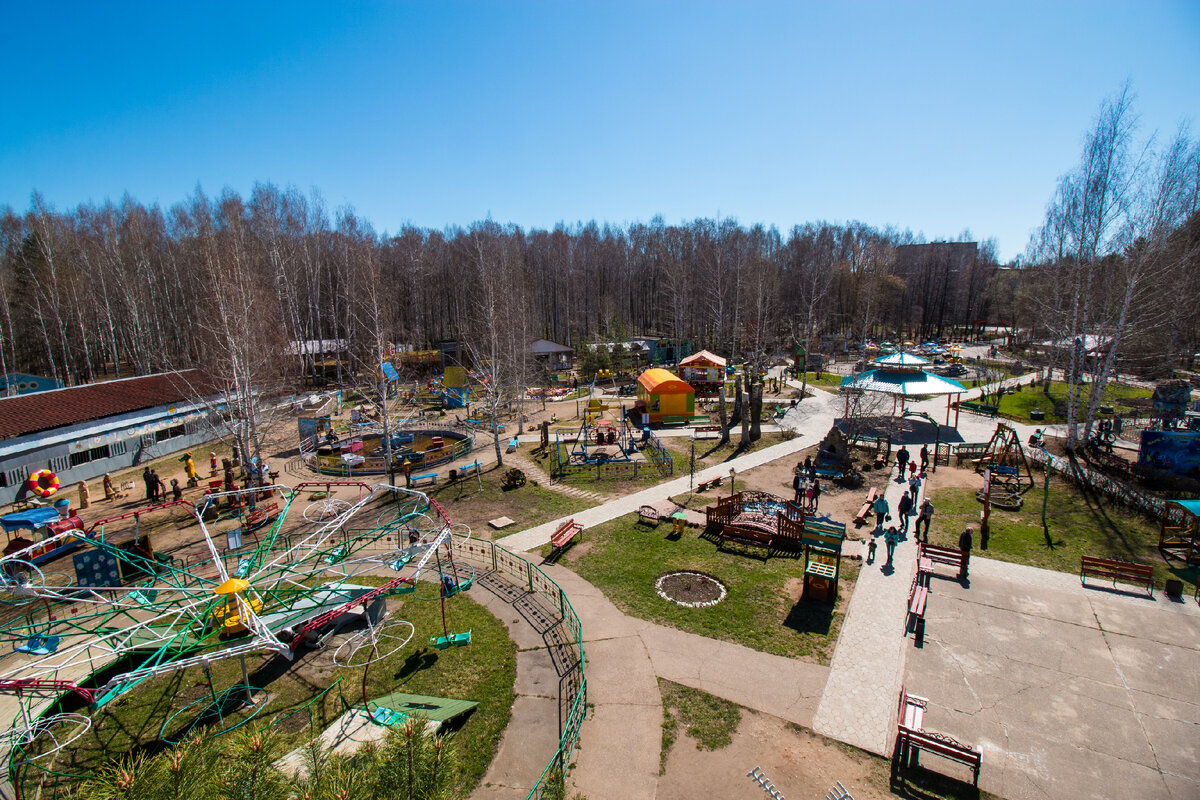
(0, 369, 220, 440)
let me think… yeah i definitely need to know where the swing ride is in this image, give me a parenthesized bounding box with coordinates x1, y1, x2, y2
(0, 481, 477, 778)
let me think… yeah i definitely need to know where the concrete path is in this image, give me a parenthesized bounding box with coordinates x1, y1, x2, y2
(907, 554, 1200, 800)
(810, 462, 926, 756)
(496, 397, 837, 553)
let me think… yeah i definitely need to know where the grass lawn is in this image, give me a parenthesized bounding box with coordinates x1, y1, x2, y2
(658, 433, 793, 472)
(659, 679, 741, 773)
(557, 514, 857, 664)
(29, 583, 516, 798)
(794, 372, 844, 389)
(424, 460, 596, 533)
(927, 476, 1198, 595)
(993, 380, 1151, 423)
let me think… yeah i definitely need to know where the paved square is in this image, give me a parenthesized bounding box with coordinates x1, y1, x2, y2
(906, 557, 1200, 800)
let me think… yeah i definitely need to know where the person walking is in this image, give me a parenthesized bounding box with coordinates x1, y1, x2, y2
(908, 471, 922, 508)
(958, 526, 974, 581)
(884, 525, 899, 567)
(916, 498, 934, 541)
(895, 446, 910, 482)
(873, 493, 890, 534)
(811, 478, 821, 512)
(897, 491, 912, 537)
(867, 537, 877, 564)
(142, 467, 154, 504)
(153, 471, 167, 503)
(919, 444, 930, 474)
(792, 471, 803, 504)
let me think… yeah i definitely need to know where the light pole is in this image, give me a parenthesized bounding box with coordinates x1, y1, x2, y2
(729, 467, 736, 497)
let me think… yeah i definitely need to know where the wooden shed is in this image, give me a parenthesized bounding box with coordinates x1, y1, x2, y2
(636, 368, 695, 424)
(678, 350, 727, 398)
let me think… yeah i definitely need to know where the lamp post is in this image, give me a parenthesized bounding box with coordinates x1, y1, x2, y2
(729, 467, 736, 497)
(689, 433, 696, 493)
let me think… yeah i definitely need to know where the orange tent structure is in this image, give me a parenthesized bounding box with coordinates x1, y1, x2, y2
(636, 369, 695, 424)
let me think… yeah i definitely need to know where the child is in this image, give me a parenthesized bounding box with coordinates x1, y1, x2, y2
(170, 478, 183, 501)
(867, 537, 877, 564)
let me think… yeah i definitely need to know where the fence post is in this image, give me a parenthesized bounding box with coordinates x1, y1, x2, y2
(527, 560, 535, 593)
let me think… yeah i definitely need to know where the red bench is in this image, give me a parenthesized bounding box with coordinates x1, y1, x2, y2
(696, 476, 723, 492)
(906, 574, 928, 635)
(1080, 555, 1154, 597)
(852, 487, 878, 526)
(896, 685, 981, 786)
(918, 542, 968, 579)
(245, 502, 280, 530)
(551, 519, 583, 551)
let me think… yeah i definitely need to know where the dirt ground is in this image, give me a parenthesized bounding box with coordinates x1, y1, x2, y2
(658, 708, 899, 800)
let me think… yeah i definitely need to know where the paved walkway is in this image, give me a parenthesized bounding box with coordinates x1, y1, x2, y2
(810, 462, 926, 756)
(496, 397, 837, 553)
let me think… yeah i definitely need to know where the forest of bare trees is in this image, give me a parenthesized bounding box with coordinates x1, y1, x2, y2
(0, 190, 1009, 391)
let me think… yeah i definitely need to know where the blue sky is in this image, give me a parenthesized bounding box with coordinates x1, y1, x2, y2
(2, 1, 1197, 261)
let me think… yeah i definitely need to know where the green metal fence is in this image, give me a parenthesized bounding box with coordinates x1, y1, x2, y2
(449, 538, 587, 799)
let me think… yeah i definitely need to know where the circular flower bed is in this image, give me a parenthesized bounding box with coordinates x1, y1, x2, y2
(655, 571, 727, 608)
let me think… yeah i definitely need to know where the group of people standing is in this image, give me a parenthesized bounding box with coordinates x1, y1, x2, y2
(866, 447, 935, 569)
(141, 467, 182, 503)
(792, 456, 822, 513)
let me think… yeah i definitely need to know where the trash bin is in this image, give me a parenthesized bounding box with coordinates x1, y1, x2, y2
(449, 469, 458, 482)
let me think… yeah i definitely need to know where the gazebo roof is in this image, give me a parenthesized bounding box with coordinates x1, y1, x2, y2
(1166, 499, 1200, 517)
(873, 352, 930, 368)
(638, 368, 694, 395)
(679, 349, 726, 369)
(840, 369, 966, 397)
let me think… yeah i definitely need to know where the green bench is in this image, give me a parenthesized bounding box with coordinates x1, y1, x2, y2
(958, 401, 999, 416)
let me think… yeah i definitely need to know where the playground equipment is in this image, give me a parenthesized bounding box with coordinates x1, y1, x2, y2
(0, 481, 476, 773)
(563, 415, 639, 465)
(973, 423, 1034, 513)
(635, 368, 697, 425)
(1160, 500, 1200, 568)
(304, 422, 474, 477)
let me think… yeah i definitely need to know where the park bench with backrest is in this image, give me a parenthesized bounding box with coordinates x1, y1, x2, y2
(953, 442, 990, 466)
(906, 573, 928, 635)
(694, 425, 721, 440)
(244, 501, 280, 530)
(696, 476, 723, 492)
(550, 519, 583, 553)
(718, 524, 773, 554)
(896, 686, 981, 786)
(1080, 555, 1154, 597)
(957, 400, 999, 417)
(637, 505, 662, 526)
(918, 542, 968, 578)
(851, 487, 879, 526)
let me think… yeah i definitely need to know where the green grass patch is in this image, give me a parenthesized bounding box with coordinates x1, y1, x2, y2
(425, 458, 596, 529)
(560, 514, 856, 663)
(794, 371, 844, 389)
(30, 581, 516, 798)
(993, 380, 1151, 423)
(659, 679, 741, 772)
(658, 433, 791, 472)
(928, 476, 1198, 595)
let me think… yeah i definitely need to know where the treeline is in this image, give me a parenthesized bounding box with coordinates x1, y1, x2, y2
(0, 186, 1003, 387)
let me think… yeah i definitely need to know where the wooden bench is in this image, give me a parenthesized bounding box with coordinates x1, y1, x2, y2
(906, 574, 928, 634)
(896, 686, 981, 786)
(244, 501, 280, 530)
(696, 476, 723, 492)
(918, 542, 968, 578)
(551, 519, 583, 551)
(694, 425, 721, 440)
(953, 442, 990, 466)
(637, 505, 662, 526)
(457, 461, 482, 478)
(1080, 555, 1154, 597)
(852, 487, 879, 526)
(506, 437, 518, 453)
(958, 400, 999, 417)
(411, 472, 437, 488)
(718, 525, 773, 553)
